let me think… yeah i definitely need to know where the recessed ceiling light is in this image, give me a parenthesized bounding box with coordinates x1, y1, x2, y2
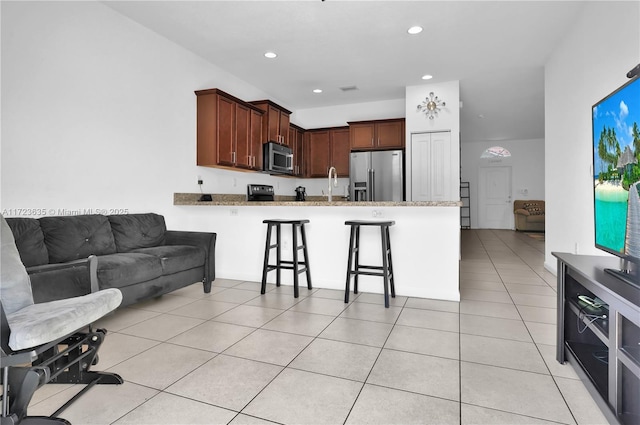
(313, 89, 323, 93)
(407, 26, 423, 35)
(421, 74, 433, 80)
(264, 51, 277, 59)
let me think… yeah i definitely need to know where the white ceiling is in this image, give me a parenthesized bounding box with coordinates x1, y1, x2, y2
(104, 0, 585, 142)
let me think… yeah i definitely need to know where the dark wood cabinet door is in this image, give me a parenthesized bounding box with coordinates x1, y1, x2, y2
(376, 120, 404, 149)
(235, 103, 251, 169)
(250, 109, 263, 170)
(216, 95, 235, 166)
(196, 94, 217, 166)
(295, 128, 305, 176)
(330, 128, 350, 176)
(289, 126, 302, 176)
(308, 131, 330, 177)
(279, 111, 290, 146)
(350, 123, 375, 150)
(267, 104, 280, 143)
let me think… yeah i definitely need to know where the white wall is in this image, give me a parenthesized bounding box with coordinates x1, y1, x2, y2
(0, 1, 277, 225)
(544, 1, 639, 272)
(1, 1, 459, 291)
(461, 139, 545, 229)
(292, 99, 405, 129)
(0, 1, 354, 216)
(405, 81, 461, 201)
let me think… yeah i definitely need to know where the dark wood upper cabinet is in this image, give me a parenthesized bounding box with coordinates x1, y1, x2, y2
(348, 118, 405, 150)
(215, 95, 235, 167)
(305, 127, 350, 178)
(330, 127, 350, 177)
(307, 130, 330, 178)
(197, 88, 403, 179)
(195, 88, 264, 170)
(250, 100, 292, 146)
(289, 123, 305, 177)
(251, 109, 264, 170)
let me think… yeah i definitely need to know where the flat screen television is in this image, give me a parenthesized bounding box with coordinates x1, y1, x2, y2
(592, 75, 640, 286)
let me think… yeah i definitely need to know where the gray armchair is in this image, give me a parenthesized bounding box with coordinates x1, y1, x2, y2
(1, 215, 123, 425)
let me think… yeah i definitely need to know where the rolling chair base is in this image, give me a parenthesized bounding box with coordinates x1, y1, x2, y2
(1, 328, 123, 425)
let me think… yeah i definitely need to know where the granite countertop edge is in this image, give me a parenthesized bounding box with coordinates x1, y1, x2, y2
(174, 193, 461, 207)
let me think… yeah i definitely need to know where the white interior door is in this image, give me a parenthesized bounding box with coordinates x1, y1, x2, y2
(410, 131, 451, 201)
(478, 166, 512, 229)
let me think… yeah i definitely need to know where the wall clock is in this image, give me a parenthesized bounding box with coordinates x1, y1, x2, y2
(417, 92, 445, 119)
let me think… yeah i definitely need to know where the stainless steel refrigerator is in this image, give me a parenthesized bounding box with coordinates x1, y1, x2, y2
(350, 150, 404, 201)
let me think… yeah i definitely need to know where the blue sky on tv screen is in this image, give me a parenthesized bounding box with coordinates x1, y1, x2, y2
(592, 79, 640, 177)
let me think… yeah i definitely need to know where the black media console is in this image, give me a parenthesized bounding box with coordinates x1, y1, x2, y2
(554, 253, 639, 425)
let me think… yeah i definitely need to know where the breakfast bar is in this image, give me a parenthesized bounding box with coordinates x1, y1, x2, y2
(174, 193, 461, 302)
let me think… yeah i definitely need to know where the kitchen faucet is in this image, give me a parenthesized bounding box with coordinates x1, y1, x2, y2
(327, 166, 338, 202)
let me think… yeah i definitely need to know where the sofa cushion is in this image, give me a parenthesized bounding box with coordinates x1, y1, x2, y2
(527, 214, 545, 223)
(523, 202, 544, 216)
(131, 245, 205, 275)
(39, 215, 116, 264)
(96, 253, 163, 289)
(108, 213, 166, 252)
(5, 217, 49, 267)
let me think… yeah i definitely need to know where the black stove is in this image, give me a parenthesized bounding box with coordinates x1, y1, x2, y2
(247, 184, 275, 201)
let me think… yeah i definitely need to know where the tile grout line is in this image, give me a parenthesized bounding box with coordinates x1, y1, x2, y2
(341, 295, 408, 425)
(471, 229, 581, 425)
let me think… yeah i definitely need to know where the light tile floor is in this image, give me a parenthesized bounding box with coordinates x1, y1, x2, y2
(29, 229, 610, 424)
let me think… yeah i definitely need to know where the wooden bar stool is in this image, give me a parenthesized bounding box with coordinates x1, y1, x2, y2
(261, 219, 312, 298)
(344, 220, 396, 307)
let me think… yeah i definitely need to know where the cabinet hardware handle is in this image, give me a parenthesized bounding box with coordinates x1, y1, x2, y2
(232, 152, 236, 163)
(371, 138, 374, 146)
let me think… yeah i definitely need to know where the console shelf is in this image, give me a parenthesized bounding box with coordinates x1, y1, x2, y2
(554, 253, 640, 425)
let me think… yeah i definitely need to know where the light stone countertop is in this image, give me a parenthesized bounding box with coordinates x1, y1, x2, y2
(174, 193, 461, 207)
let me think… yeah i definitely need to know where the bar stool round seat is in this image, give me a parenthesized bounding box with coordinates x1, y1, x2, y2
(261, 219, 312, 298)
(344, 220, 396, 308)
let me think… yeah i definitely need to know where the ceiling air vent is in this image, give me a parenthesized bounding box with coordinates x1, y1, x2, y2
(339, 85, 358, 92)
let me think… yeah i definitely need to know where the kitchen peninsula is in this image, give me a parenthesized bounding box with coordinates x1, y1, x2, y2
(174, 193, 461, 302)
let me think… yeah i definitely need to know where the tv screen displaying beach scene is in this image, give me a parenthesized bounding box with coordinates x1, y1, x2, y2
(593, 77, 640, 261)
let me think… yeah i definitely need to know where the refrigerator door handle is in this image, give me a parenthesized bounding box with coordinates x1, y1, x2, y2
(368, 168, 375, 201)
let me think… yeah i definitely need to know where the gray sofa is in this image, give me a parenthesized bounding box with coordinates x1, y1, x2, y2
(5, 213, 216, 308)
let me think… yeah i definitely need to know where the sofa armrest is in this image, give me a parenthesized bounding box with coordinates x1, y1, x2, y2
(26, 255, 98, 303)
(165, 230, 216, 290)
(514, 208, 530, 216)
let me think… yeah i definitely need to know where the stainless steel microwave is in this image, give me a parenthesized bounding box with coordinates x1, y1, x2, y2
(263, 142, 293, 174)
